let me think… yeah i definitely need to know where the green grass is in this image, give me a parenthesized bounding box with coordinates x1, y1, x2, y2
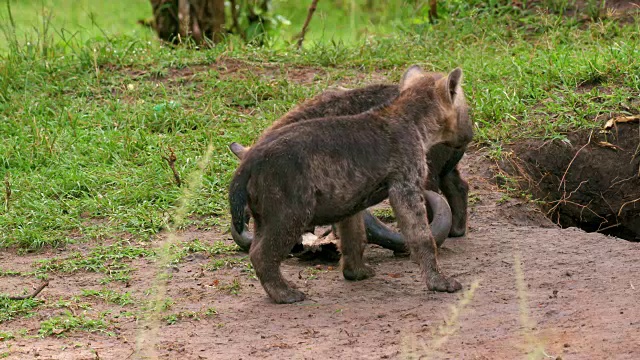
(170, 238, 239, 264)
(205, 256, 248, 271)
(35, 243, 154, 283)
(371, 208, 396, 223)
(0, 331, 14, 341)
(0, 297, 42, 323)
(0, 269, 22, 277)
(0, 0, 154, 50)
(38, 311, 108, 337)
(79, 289, 134, 306)
(0, 0, 437, 50)
(0, 2, 637, 254)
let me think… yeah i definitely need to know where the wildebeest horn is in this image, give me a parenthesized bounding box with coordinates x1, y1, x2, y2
(363, 190, 452, 253)
(230, 209, 253, 251)
(423, 190, 453, 247)
(230, 221, 253, 251)
(230, 190, 453, 253)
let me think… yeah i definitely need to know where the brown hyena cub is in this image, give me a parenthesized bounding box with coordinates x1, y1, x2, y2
(229, 80, 470, 252)
(228, 66, 473, 303)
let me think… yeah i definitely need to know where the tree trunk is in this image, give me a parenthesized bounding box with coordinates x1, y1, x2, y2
(428, 0, 438, 23)
(149, 0, 226, 46)
(245, 0, 270, 45)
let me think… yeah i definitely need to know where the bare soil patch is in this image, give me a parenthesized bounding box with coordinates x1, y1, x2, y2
(527, 0, 640, 12)
(114, 57, 328, 86)
(2, 151, 639, 359)
(520, 0, 640, 24)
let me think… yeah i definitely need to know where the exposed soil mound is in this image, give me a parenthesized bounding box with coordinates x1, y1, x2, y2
(499, 120, 640, 240)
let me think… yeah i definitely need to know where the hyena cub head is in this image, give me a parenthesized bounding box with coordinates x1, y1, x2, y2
(400, 66, 473, 149)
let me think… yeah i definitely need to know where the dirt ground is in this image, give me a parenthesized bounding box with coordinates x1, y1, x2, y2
(1, 151, 639, 359)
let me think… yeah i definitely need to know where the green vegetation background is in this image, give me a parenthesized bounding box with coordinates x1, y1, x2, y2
(1, 0, 639, 250)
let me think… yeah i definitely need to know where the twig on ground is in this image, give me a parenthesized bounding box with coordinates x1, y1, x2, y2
(4, 280, 49, 300)
(546, 180, 588, 215)
(547, 197, 607, 228)
(595, 222, 621, 233)
(296, 0, 319, 49)
(558, 130, 594, 192)
(162, 146, 182, 187)
(617, 197, 640, 216)
(608, 175, 637, 189)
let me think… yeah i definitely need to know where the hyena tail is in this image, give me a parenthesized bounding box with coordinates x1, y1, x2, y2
(229, 165, 251, 237)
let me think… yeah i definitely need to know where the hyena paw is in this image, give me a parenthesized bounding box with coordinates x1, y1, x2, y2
(343, 265, 375, 281)
(269, 287, 306, 304)
(427, 273, 462, 293)
(448, 226, 466, 237)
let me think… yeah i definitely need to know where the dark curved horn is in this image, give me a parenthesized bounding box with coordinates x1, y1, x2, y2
(228, 141, 252, 251)
(230, 209, 253, 252)
(423, 190, 452, 247)
(364, 190, 452, 250)
(363, 210, 406, 252)
(231, 215, 306, 253)
(231, 190, 452, 253)
(231, 222, 253, 251)
(229, 142, 247, 159)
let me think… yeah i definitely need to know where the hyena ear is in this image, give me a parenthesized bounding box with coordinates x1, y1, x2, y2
(399, 65, 426, 92)
(229, 142, 248, 160)
(446, 67, 463, 103)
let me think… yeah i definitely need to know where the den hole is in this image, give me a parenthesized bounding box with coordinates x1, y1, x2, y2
(499, 121, 640, 241)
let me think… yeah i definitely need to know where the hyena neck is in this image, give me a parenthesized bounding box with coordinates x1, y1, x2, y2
(379, 93, 442, 148)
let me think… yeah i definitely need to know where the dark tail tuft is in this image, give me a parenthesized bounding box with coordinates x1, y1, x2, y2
(229, 165, 251, 235)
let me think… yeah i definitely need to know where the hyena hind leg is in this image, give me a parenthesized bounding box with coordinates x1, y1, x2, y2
(440, 168, 469, 237)
(336, 211, 375, 281)
(250, 223, 306, 304)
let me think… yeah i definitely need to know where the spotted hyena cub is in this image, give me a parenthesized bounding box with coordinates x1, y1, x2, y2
(228, 65, 473, 304)
(229, 78, 470, 252)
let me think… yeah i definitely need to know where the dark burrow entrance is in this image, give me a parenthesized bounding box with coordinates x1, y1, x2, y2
(498, 118, 640, 241)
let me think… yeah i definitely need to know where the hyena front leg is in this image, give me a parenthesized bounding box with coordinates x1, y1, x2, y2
(388, 181, 462, 293)
(336, 211, 375, 281)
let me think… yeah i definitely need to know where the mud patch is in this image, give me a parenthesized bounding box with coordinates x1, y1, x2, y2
(499, 121, 640, 240)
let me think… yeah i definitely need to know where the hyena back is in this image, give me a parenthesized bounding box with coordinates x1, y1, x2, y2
(228, 66, 472, 303)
